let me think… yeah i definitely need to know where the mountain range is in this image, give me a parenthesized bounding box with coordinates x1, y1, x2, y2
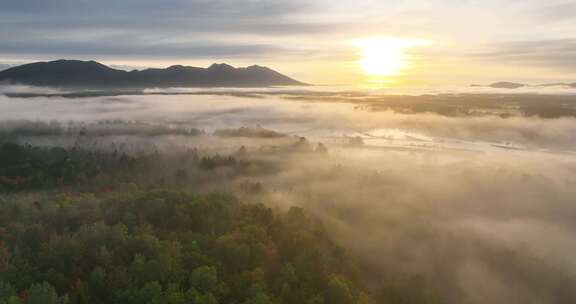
(0, 60, 306, 88)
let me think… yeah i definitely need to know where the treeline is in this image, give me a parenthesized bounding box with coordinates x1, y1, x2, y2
(0, 120, 203, 138)
(0, 142, 139, 192)
(0, 141, 260, 193)
(0, 136, 322, 194)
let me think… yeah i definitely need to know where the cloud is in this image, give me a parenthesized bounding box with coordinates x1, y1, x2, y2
(0, 0, 333, 60)
(0, 1, 328, 36)
(470, 39, 576, 71)
(0, 38, 296, 59)
(539, 1, 576, 21)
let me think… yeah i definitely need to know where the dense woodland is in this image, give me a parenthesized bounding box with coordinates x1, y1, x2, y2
(0, 137, 373, 304)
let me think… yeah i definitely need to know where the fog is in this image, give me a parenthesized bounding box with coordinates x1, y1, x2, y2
(255, 150, 576, 303)
(4, 88, 576, 151)
(2, 87, 576, 302)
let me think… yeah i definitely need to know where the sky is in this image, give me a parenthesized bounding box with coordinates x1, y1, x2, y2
(1, 0, 576, 86)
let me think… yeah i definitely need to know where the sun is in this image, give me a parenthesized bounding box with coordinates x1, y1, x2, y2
(354, 37, 430, 79)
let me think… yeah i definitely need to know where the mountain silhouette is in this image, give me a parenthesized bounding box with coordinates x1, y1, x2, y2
(0, 60, 306, 88)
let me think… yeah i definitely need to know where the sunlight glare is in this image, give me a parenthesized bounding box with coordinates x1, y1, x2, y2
(355, 37, 430, 78)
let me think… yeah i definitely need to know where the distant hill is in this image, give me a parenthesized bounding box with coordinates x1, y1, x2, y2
(471, 82, 576, 89)
(539, 82, 576, 88)
(0, 59, 306, 88)
(488, 82, 526, 89)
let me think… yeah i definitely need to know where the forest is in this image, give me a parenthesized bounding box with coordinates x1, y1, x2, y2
(3, 116, 576, 304)
(0, 131, 374, 304)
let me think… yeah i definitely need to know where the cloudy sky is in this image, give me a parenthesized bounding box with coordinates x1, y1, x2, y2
(1, 0, 575, 85)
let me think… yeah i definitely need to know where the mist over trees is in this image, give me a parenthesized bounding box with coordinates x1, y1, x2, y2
(0, 140, 371, 304)
(2, 88, 576, 304)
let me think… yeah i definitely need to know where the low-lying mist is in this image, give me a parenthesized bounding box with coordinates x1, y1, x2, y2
(4, 87, 576, 150)
(253, 149, 576, 303)
(2, 86, 576, 303)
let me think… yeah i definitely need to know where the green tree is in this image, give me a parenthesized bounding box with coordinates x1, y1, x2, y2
(325, 275, 354, 304)
(307, 294, 325, 304)
(88, 267, 107, 301)
(195, 292, 218, 304)
(190, 266, 218, 294)
(164, 283, 186, 304)
(1, 296, 22, 304)
(242, 293, 278, 304)
(0, 281, 16, 303)
(28, 282, 59, 304)
(139, 281, 162, 304)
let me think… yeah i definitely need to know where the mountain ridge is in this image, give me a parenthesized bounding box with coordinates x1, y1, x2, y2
(0, 59, 306, 88)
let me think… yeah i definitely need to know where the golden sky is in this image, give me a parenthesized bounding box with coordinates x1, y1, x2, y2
(1, 0, 576, 86)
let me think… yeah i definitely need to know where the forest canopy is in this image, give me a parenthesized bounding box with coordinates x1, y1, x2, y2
(0, 141, 372, 304)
